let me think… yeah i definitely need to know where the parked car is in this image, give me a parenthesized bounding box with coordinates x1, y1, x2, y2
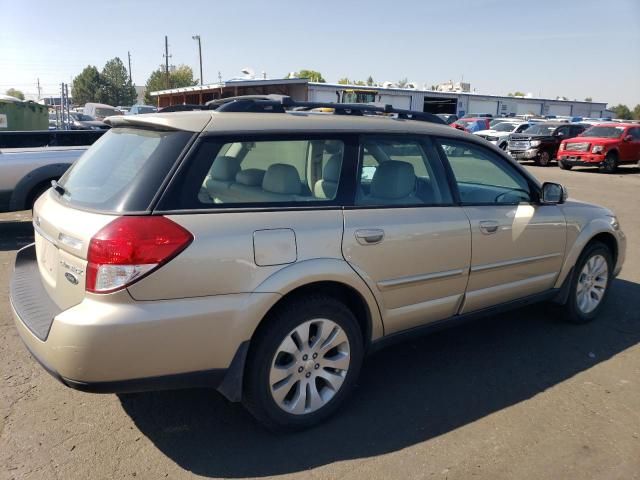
(10, 98, 626, 430)
(83, 103, 120, 121)
(69, 113, 110, 130)
(452, 117, 491, 133)
(127, 104, 158, 115)
(115, 106, 130, 115)
(474, 122, 531, 150)
(436, 113, 458, 124)
(508, 122, 587, 166)
(557, 123, 640, 173)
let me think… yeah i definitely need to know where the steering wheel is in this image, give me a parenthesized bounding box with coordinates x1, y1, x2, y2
(494, 188, 530, 203)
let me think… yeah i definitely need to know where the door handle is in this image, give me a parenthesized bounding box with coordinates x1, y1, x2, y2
(479, 221, 499, 234)
(355, 229, 385, 245)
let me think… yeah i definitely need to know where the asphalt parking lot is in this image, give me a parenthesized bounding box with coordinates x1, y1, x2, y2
(1, 164, 639, 480)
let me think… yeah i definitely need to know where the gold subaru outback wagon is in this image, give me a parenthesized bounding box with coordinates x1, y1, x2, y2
(10, 98, 626, 430)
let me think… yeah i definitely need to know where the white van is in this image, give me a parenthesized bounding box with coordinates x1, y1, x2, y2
(83, 103, 120, 121)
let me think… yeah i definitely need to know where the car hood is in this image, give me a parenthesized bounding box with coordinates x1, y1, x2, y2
(564, 137, 620, 145)
(509, 133, 554, 141)
(475, 129, 509, 137)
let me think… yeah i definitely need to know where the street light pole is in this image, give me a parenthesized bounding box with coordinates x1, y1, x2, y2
(192, 35, 203, 85)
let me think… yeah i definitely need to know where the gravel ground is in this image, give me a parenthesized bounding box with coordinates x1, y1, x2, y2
(1, 164, 639, 480)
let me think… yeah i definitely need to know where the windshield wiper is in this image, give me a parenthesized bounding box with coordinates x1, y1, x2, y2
(51, 180, 67, 196)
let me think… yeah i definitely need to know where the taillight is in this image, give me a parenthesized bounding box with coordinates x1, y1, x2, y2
(86, 216, 193, 293)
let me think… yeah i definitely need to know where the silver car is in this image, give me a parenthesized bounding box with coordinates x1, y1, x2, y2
(10, 99, 626, 430)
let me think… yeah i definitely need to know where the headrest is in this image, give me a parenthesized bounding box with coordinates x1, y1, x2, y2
(211, 156, 240, 181)
(323, 141, 342, 155)
(370, 161, 416, 199)
(235, 168, 265, 186)
(262, 164, 302, 195)
(322, 155, 342, 183)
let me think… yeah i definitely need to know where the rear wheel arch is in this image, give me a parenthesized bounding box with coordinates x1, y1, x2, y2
(10, 163, 69, 211)
(250, 280, 374, 352)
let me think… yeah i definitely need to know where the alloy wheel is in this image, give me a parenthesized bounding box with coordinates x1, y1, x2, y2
(269, 319, 350, 415)
(576, 254, 608, 314)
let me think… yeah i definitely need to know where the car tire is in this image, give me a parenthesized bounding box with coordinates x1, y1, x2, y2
(28, 181, 53, 211)
(599, 152, 618, 173)
(243, 295, 364, 431)
(536, 150, 551, 166)
(558, 160, 573, 170)
(561, 241, 613, 324)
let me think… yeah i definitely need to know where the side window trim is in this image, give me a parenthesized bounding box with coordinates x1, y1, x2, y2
(434, 136, 541, 206)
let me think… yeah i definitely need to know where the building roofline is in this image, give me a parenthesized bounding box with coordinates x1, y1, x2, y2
(150, 78, 308, 96)
(308, 82, 607, 106)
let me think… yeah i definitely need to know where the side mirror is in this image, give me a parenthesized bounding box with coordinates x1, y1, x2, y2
(624, 135, 633, 142)
(541, 182, 568, 204)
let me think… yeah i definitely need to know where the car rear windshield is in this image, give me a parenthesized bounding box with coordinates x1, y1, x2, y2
(56, 127, 193, 212)
(581, 126, 625, 138)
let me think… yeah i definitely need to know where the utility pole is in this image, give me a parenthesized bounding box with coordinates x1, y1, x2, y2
(163, 36, 171, 89)
(192, 35, 203, 85)
(36, 78, 42, 100)
(127, 51, 132, 84)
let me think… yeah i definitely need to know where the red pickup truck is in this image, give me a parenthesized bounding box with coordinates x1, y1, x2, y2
(451, 118, 491, 133)
(558, 123, 640, 173)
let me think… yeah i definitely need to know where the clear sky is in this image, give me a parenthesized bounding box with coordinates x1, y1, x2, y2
(1, 0, 639, 107)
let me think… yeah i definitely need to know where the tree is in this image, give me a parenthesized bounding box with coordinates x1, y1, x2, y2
(366, 76, 375, 86)
(353, 80, 367, 86)
(397, 77, 409, 88)
(610, 104, 632, 120)
(288, 70, 325, 83)
(584, 97, 593, 102)
(337, 77, 351, 85)
(100, 57, 136, 106)
(5, 88, 25, 100)
(632, 104, 640, 120)
(143, 65, 198, 105)
(71, 65, 102, 105)
(508, 91, 525, 97)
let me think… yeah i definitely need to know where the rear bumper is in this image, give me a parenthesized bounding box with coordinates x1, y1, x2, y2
(558, 153, 606, 166)
(10, 244, 274, 399)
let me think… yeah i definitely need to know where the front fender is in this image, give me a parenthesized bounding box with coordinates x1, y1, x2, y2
(253, 258, 385, 341)
(9, 163, 70, 211)
(554, 217, 622, 288)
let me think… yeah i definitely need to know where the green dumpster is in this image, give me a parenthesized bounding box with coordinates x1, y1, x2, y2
(0, 95, 48, 131)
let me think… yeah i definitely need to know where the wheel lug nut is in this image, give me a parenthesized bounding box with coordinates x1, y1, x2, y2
(302, 354, 308, 361)
(314, 364, 320, 369)
(305, 372, 311, 378)
(298, 367, 303, 373)
(312, 353, 317, 359)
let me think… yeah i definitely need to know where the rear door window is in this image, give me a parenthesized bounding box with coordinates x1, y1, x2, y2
(56, 127, 193, 212)
(356, 136, 453, 206)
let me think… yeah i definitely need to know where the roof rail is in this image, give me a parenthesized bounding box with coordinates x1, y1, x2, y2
(162, 95, 446, 124)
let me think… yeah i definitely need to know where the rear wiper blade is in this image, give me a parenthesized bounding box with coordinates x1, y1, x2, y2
(51, 180, 67, 196)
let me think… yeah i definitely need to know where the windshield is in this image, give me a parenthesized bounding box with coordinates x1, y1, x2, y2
(581, 126, 625, 139)
(136, 106, 156, 114)
(522, 124, 556, 135)
(493, 122, 517, 132)
(455, 120, 473, 127)
(57, 127, 193, 212)
(95, 107, 117, 117)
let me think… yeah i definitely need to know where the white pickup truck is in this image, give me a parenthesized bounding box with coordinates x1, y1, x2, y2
(0, 146, 86, 212)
